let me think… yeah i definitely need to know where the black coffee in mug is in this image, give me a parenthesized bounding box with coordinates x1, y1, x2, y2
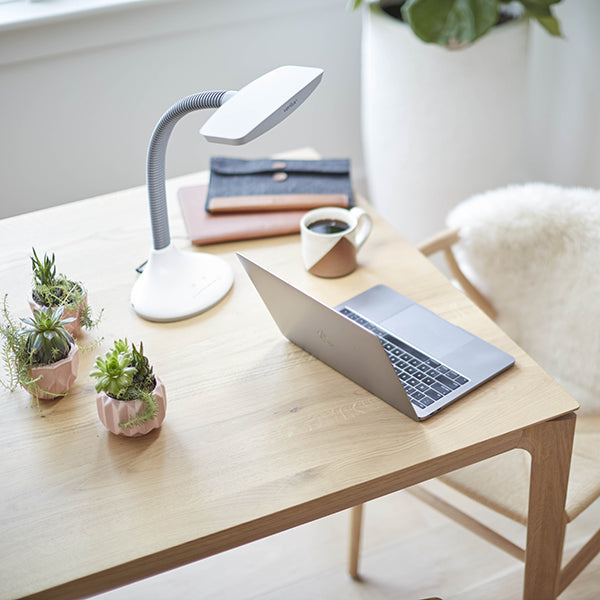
(307, 218, 349, 234)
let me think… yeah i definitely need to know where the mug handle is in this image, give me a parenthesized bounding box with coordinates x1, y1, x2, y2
(350, 207, 372, 250)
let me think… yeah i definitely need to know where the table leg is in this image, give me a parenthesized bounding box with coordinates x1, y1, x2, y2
(348, 504, 364, 579)
(521, 413, 576, 600)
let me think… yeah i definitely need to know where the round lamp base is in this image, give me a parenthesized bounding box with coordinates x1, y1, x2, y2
(131, 244, 234, 322)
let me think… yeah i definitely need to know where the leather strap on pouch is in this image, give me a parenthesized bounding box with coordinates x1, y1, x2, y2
(208, 193, 349, 213)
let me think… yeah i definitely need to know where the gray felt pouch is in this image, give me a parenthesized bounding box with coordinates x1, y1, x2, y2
(205, 157, 354, 213)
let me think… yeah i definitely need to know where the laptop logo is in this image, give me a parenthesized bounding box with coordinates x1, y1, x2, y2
(317, 329, 334, 347)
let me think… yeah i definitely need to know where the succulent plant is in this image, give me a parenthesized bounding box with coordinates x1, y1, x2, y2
(1, 297, 79, 410)
(31, 247, 57, 289)
(91, 339, 156, 399)
(31, 247, 80, 306)
(90, 348, 136, 398)
(90, 339, 158, 429)
(20, 306, 75, 366)
(111, 338, 131, 357)
(29, 248, 102, 332)
(130, 342, 155, 394)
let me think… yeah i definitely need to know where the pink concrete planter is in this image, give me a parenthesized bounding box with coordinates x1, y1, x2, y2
(28, 291, 87, 338)
(96, 376, 167, 437)
(28, 344, 80, 400)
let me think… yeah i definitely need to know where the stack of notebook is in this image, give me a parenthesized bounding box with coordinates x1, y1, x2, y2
(178, 157, 353, 245)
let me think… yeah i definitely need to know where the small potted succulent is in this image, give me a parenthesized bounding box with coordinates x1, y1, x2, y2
(0, 297, 79, 407)
(29, 248, 101, 338)
(90, 339, 166, 437)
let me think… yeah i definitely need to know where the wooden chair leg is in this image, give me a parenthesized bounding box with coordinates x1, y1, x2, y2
(348, 504, 364, 579)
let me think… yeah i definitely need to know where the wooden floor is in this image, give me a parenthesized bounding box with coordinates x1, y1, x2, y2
(95, 480, 600, 599)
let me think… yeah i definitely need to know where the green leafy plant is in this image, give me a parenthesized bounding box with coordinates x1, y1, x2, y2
(0, 296, 76, 408)
(90, 339, 158, 430)
(30, 248, 102, 331)
(351, 0, 562, 47)
(20, 307, 74, 366)
(31, 247, 57, 289)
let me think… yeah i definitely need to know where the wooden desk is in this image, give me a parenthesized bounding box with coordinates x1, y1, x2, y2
(0, 164, 578, 600)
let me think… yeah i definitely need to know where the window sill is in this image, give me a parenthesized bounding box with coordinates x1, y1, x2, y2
(0, 0, 177, 31)
(0, 0, 338, 66)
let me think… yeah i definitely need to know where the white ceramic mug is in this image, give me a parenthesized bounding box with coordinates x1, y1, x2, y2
(300, 206, 372, 278)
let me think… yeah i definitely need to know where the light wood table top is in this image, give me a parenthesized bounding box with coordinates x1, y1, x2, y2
(0, 153, 578, 600)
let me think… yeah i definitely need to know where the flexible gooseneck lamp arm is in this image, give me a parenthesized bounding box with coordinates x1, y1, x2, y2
(147, 91, 234, 250)
(131, 65, 323, 323)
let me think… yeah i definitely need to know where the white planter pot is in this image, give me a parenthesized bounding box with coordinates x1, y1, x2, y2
(361, 4, 530, 244)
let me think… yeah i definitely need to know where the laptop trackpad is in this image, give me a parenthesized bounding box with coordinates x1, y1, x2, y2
(381, 305, 473, 358)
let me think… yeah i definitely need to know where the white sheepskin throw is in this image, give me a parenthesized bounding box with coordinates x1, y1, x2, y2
(447, 183, 600, 415)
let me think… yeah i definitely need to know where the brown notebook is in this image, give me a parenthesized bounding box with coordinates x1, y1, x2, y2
(178, 185, 306, 245)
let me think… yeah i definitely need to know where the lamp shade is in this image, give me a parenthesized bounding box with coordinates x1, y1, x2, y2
(200, 66, 323, 145)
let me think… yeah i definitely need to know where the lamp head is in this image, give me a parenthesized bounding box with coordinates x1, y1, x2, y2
(199, 65, 323, 145)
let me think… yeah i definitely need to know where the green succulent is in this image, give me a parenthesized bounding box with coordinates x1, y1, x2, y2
(112, 338, 130, 354)
(130, 342, 155, 393)
(90, 339, 158, 429)
(90, 352, 136, 398)
(30, 248, 102, 331)
(31, 247, 57, 288)
(90, 344, 136, 398)
(1, 297, 77, 411)
(31, 247, 80, 307)
(20, 306, 75, 366)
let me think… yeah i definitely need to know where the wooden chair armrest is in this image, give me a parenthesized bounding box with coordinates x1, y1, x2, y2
(418, 227, 497, 320)
(418, 227, 461, 257)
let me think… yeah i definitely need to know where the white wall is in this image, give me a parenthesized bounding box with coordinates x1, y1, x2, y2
(1, 0, 598, 224)
(525, 0, 600, 189)
(0, 0, 363, 218)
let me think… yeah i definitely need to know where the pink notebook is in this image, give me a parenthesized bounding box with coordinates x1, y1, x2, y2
(178, 185, 305, 245)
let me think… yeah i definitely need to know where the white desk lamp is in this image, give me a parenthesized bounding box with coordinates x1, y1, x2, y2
(131, 65, 323, 322)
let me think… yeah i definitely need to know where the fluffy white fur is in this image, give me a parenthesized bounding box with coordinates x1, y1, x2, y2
(447, 183, 600, 415)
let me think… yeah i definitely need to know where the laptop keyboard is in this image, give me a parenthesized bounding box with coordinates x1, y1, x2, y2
(339, 307, 470, 410)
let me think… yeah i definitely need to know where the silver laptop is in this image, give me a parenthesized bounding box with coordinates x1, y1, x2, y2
(238, 254, 514, 421)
